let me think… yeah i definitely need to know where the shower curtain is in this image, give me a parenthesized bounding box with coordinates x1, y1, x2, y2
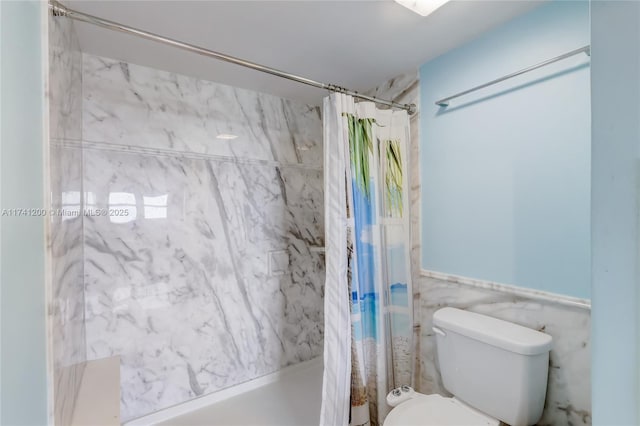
(320, 93, 413, 426)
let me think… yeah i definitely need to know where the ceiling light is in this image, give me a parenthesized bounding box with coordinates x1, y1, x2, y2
(394, 0, 450, 17)
(216, 133, 238, 140)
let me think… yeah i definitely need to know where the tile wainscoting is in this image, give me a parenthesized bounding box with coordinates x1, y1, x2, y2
(418, 270, 591, 425)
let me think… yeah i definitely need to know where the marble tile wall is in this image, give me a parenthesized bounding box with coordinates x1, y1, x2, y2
(367, 72, 591, 424)
(82, 55, 322, 166)
(418, 275, 591, 425)
(81, 54, 324, 421)
(48, 12, 86, 426)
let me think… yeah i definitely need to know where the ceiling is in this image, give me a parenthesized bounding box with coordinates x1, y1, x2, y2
(67, 0, 545, 105)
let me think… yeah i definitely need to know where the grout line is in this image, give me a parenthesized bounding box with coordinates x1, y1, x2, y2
(51, 138, 323, 171)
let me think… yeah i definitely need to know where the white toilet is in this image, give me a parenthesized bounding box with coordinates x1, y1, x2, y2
(384, 307, 553, 426)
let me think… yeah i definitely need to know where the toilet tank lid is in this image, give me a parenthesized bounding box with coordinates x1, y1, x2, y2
(433, 308, 553, 355)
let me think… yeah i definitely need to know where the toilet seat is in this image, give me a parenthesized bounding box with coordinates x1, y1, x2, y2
(383, 394, 500, 426)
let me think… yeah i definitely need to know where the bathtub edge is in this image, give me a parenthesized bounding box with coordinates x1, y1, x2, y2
(123, 356, 323, 426)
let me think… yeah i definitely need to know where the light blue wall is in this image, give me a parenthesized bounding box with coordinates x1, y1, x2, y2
(419, 1, 591, 298)
(0, 1, 49, 425)
(590, 1, 639, 424)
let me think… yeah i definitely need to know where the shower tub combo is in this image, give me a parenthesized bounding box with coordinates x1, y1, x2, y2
(124, 358, 323, 426)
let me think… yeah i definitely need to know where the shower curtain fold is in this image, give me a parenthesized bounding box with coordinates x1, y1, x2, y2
(320, 93, 413, 426)
(320, 93, 353, 426)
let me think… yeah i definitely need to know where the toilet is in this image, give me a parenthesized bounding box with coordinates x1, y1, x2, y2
(384, 307, 553, 426)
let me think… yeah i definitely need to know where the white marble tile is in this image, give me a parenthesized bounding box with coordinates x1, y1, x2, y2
(82, 147, 324, 420)
(49, 15, 82, 142)
(418, 275, 591, 425)
(48, 12, 86, 426)
(82, 54, 322, 167)
(80, 50, 325, 420)
(422, 269, 590, 309)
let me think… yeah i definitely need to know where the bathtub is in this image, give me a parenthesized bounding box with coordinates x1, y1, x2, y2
(125, 357, 323, 426)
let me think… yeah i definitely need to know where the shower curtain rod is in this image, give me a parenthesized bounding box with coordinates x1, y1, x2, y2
(49, 1, 417, 115)
(435, 45, 591, 107)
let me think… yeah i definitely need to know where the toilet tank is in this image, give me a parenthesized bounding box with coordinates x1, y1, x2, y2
(433, 307, 552, 426)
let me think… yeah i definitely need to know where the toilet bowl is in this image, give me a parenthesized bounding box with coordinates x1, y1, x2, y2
(383, 307, 553, 426)
(384, 394, 499, 426)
